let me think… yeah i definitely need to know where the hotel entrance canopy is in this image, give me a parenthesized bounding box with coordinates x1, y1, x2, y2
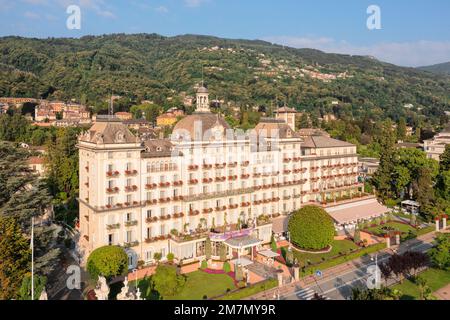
(224, 235, 262, 249)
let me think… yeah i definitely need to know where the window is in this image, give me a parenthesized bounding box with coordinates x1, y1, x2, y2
(126, 162, 132, 171)
(126, 194, 132, 203)
(146, 251, 153, 261)
(126, 178, 132, 187)
(160, 224, 166, 235)
(146, 227, 152, 239)
(126, 231, 132, 243)
(108, 180, 114, 188)
(108, 164, 113, 172)
(108, 234, 113, 245)
(108, 196, 114, 205)
(126, 212, 132, 222)
(146, 192, 152, 201)
(146, 210, 152, 218)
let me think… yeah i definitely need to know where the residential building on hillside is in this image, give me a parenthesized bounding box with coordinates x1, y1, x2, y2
(423, 124, 450, 161)
(77, 85, 363, 269)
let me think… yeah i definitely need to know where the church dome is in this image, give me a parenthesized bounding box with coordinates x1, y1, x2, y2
(197, 86, 209, 94)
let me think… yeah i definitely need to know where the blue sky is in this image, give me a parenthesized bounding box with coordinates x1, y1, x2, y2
(0, 0, 449, 66)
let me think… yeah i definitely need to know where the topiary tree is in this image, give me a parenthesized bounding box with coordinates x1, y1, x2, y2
(200, 260, 208, 269)
(223, 261, 231, 273)
(86, 246, 128, 280)
(270, 234, 277, 252)
(205, 237, 212, 260)
(219, 243, 227, 262)
(287, 205, 335, 250)
(167, 252, 175, 263)
(354, 229, 361, 243)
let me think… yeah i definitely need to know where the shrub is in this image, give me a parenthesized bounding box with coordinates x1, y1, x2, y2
(167, 252, 175, 263)
(223, 261, 231, 273)
(86, 246, 128, 280)
(152, 265, 186, 298)
(201, 260, 208, 269)
(288, 205, 335, 250)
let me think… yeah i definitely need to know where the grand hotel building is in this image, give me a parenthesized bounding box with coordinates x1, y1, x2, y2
(77, 86, 361, 268)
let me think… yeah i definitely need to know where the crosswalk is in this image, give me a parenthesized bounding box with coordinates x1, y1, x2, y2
(295, 288, 331, 300)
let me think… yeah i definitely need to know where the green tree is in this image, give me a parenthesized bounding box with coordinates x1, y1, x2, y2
(151, 265, 186, 299)
(288, 205, 335, 250)
(428, 234, 450, 270)
(396, 117, 407, 141)
(270, 234, 277, 252)
(86, 246, 128, 280)
(0, 217, 31, 300)
(19, 275, 47, 300)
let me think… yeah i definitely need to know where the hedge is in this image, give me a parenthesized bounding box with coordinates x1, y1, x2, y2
(302, 242, 387, 276)
(216, 279, 278, 300)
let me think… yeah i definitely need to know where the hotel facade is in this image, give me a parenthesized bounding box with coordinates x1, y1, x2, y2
(77, 86, 362, 269)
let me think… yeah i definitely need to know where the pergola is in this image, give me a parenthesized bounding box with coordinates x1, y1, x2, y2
(401, 200, 420, 215)
(225, 236, 262, 261)
(258, 249, 280, 266)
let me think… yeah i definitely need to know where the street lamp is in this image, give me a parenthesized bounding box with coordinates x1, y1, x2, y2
(287, 231, 292, 251)
(370, 253, 380, 289)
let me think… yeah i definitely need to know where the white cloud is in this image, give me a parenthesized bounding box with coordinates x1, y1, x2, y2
(184, 0, 208, 8)
(155, 6, 169, 14)
(263, 36, 450, 67)
(24, 11, 40, 19)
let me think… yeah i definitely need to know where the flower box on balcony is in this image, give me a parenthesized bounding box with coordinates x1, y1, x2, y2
(189, 179, 199, 185)
(106, 223, 120, 230)
(106, 204, 112, 209)
(125, 220, 138, 227)
(125, 170, 138, 176)
(124, 241, 139, 248)
(241, 161, 250, 166)
(146, 217, 158, 223)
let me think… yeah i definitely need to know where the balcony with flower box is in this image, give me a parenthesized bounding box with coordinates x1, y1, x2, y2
(172, 195, 184, 201)
(283, 196, 291, 200)
(215, 177, 226, 182)
(146, 216, 159, 223)
(159, 182, 171, 188)
(283, 170, 292, 174)
(173, 180, 184, 186)
(159, 198, 171, 204)
(188, 165, 199, 171)
(188, 210, 200, 216)
(202, 178, 213, 184)
(106, 187, 120, 194)
(228, 204, 239, 210)
(125, 185, 138, 192)
(202, 164, 213, 170)
(189, 179, 199, 185)
(106, 170, 120, 178)
(253, 173, 261, 178)
(145, 183, 157, 190)
(125, 220, 138, 227)
(203, 208, 214, 214)
(241, 161, 250, 167)
(228, 175, 238, 181)
(125, 169, 138, 176)
(283, 158, 292, 163)
(159, 214, 171, 221)
(145, 199, 158, 205)
(172, 212, 184, 219)
(241, 202, 251, 207)
(271, 197, 280, 202)
(106, 223, 120, 231)
(123, 241, 139, 248)
(241, 174, 250, 179)
(228, 162, 238, 168)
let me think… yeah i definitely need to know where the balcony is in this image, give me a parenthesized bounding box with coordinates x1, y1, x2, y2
(203, 208, 214, 214)
(145, 199, 158, 205)
(188, 165, 199, 171)
(106, 223, 120, 230)
(228, 175, 238, 181)
(241, 161, 250, 167)
(215, 177, 226, 182)
(189, 179, 199, 185)
(106, 171, 120, 177)
(160, 214, 171, 221)
(188, 210, 200, 216)
(228, 204, 239, 209)
(172, 195, 184, 201)
(125, 185, 138, 192)
(125, 169, 138, 176)
(241, 174, 250, 179)
(159, 182, 171, 188)
(202, 178, 213, 184)
(123, 241, 139, 248)
(106, 187, 119, 194)
(240, 202, 251, 207)
(202, 164, 213, 170)
(145, 235, 170, 243)
(215, 206, 227, 212)
(173, 181, 184, 186)
(125, 220, 138, 227)
(215, 163, 226, 169)
(145, 183, 157, 190)
(159, 198, 171, 204)
(228, 162, 238, 168)
(173, 212, 184, 219)
(146, 216, 159, 223)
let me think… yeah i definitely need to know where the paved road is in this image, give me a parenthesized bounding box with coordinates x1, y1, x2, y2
(249, 231, 439, 301)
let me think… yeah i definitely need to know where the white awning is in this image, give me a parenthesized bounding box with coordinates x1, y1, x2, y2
(258, 249, 280, 258)
(326, 198, 391, 225)
(224, 236, 262, 249)
(230, 257, 254, 267)
(401, 200, 420, 207)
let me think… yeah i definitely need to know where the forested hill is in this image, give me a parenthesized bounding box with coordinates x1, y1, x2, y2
(0, 33, 449, 123)
(418, 61, 450, 76)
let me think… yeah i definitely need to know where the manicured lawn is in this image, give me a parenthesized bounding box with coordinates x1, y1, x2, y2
(138, 270, 236, 300)
(290, 239, 359, 266)
(392, 268, 450, 300)
(365, 221, 416, 236)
